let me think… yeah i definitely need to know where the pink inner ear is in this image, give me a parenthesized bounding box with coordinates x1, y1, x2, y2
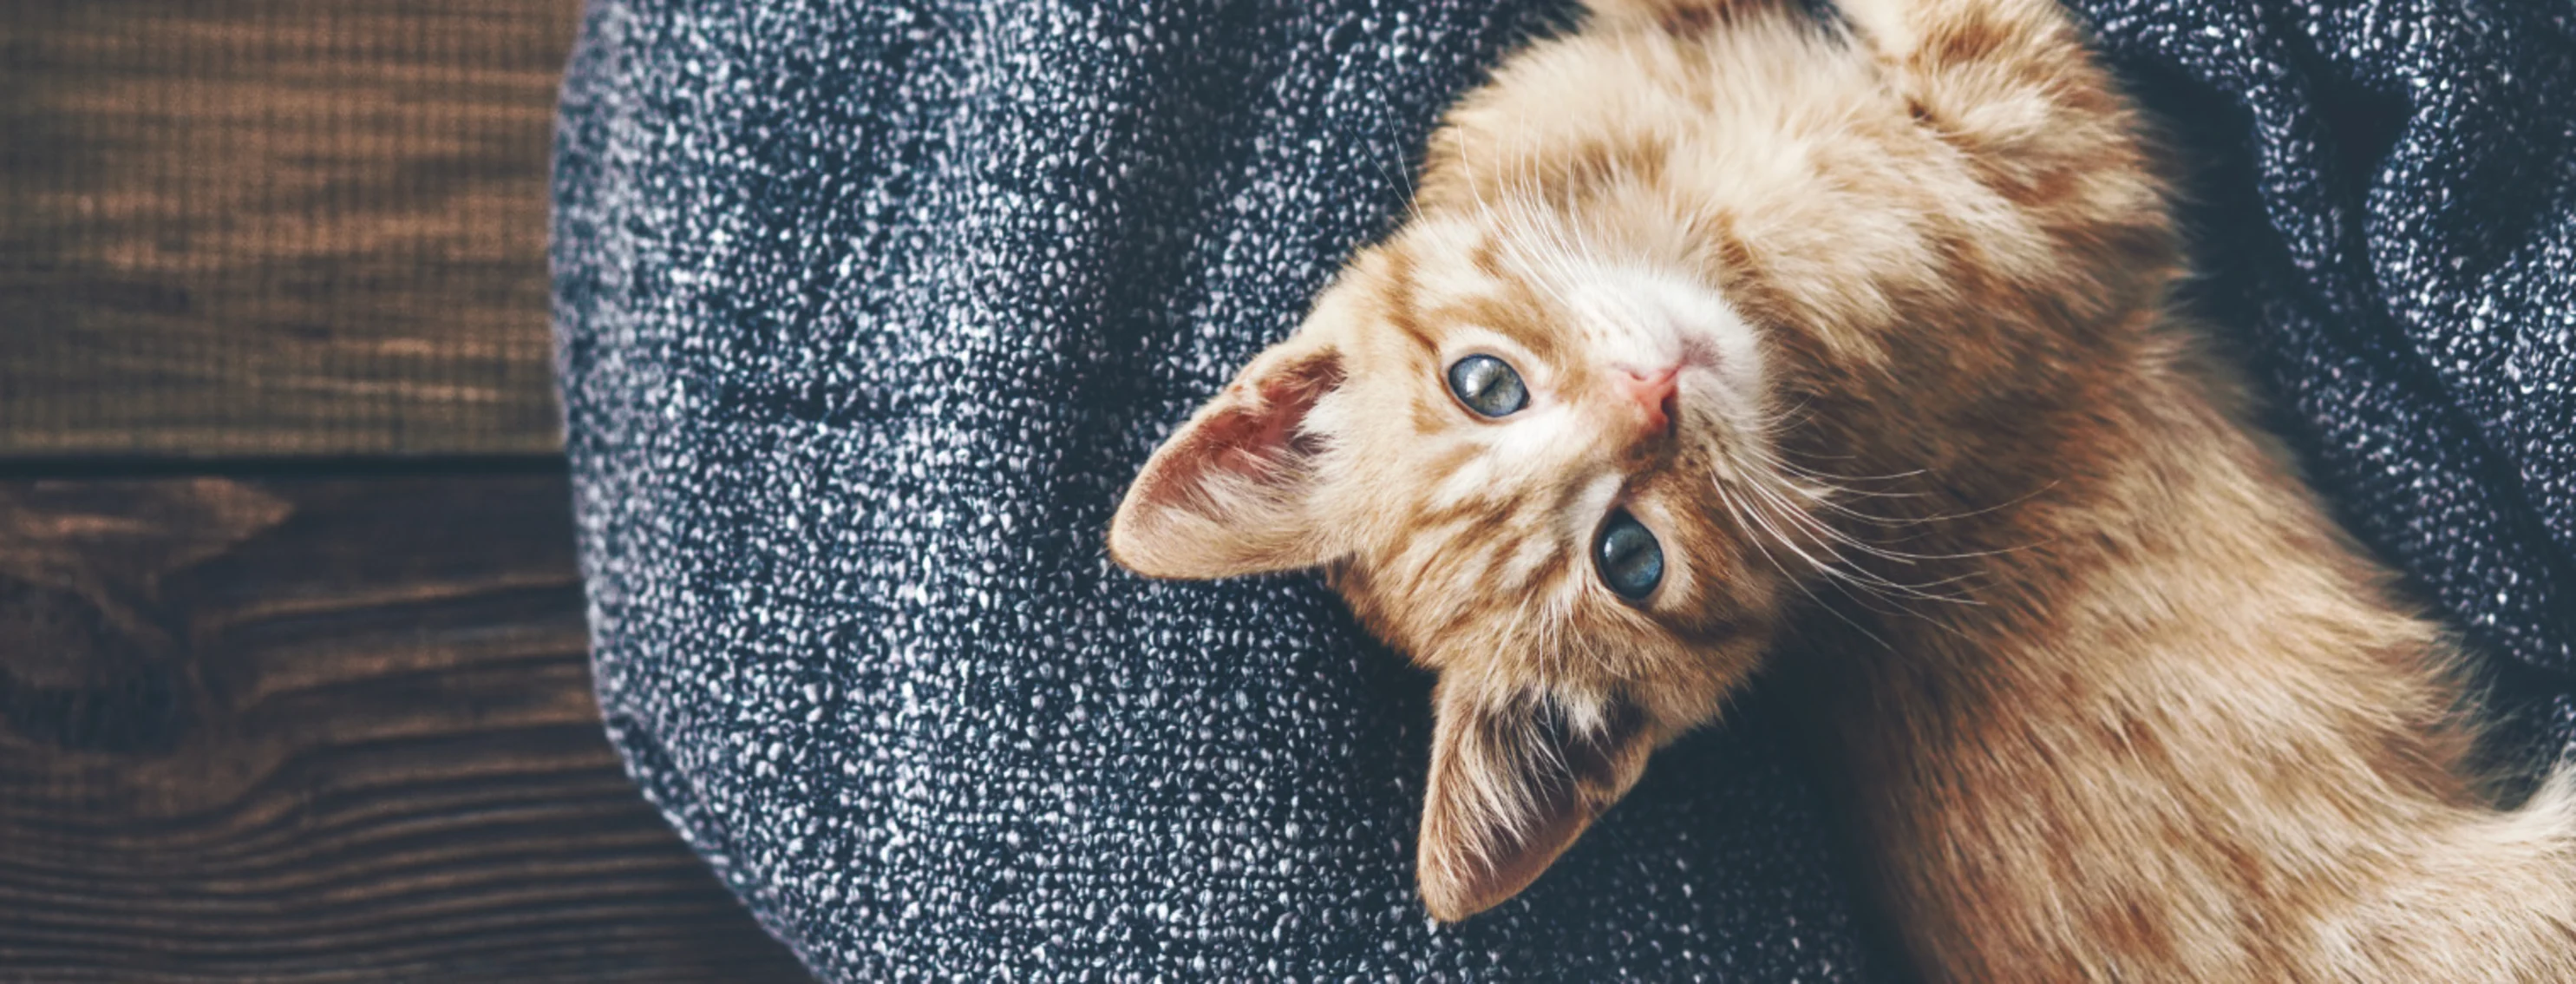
(1134, 351, 1344, 511)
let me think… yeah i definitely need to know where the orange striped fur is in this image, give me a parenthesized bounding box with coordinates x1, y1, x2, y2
(1108, 0, 2576, 978)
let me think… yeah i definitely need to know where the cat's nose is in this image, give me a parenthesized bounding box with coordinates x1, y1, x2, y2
(1615, 365, 1680, 437)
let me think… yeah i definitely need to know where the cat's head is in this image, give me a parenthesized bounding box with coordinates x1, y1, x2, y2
(1108, 203, 1810, 920)
(1108, 0, 2173, 922)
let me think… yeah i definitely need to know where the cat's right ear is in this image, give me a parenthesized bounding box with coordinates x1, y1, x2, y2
(1108, 339, 1347, 580)
(1417, 675, 1658, 922)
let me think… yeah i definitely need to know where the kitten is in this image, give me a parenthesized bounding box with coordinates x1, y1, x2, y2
(1107, 0, 2576, 978)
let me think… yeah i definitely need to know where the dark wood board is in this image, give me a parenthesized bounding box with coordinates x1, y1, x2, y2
(0, 0, 580, 457)
(0, 475, 812, 982)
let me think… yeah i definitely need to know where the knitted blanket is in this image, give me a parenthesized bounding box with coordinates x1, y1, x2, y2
(550, 1, 2576, 979)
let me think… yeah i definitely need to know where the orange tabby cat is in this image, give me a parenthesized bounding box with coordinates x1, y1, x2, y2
(1106, 0, 2576, 978)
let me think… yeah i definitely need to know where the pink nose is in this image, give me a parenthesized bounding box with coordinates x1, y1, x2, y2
(1616, 365, 1680, 436)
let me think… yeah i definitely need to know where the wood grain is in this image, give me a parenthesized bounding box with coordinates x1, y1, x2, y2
(0, 0, 581, 457)
(0, 476, 812, 982)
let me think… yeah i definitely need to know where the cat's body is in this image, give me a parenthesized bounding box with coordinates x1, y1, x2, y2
(1809, 347, 2576, 980)
(1109, 0, 2576, 979)
(1790, 304, 2576, 980)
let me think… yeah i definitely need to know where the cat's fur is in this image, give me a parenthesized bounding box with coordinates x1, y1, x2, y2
(1107, 0, 2576, 978)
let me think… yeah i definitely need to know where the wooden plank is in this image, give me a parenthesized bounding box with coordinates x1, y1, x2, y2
(0, 476, 812, 982)
(0, 0, 579, 457)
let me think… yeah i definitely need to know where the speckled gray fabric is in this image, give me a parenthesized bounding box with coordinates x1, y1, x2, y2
(550, 0, 2576, 980)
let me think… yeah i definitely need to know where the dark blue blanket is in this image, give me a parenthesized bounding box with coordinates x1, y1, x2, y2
(550, 1, 2576, 979)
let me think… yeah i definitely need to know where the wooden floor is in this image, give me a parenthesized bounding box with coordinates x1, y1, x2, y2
(1, 3, 811, 981)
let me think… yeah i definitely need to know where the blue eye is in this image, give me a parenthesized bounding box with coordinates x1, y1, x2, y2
(1446, 355, 1528, 417)
(1595, 510, 1664, 601)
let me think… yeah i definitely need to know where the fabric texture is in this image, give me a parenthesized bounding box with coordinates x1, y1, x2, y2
(549, 0, 2576, 980)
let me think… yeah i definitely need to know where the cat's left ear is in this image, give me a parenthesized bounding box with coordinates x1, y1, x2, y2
(1416, 675, 1660, 922)
(1108, 337, 1348, 580)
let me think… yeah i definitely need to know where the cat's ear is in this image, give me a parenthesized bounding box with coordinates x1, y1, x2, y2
(1108, 338, 1348, 580)
(1417, 675, 1659, 921)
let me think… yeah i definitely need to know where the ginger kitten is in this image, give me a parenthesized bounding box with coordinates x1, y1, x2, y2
(1107, 0, 2576, 978)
